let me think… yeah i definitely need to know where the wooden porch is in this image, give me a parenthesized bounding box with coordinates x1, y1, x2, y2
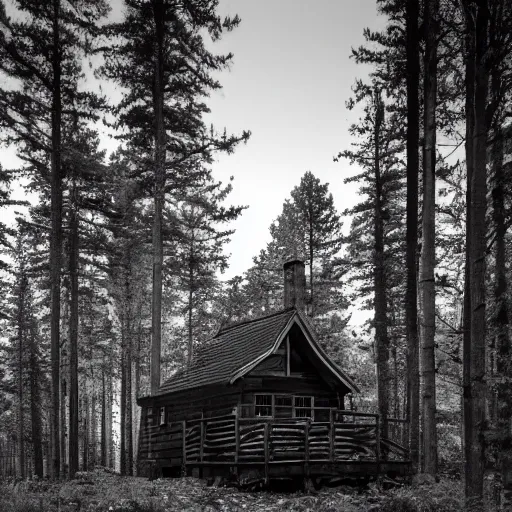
(142, 408, 412, 482)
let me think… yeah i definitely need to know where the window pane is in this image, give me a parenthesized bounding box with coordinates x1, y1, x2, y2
(294, 396, 312, 418)
(255, 395, 272, 416)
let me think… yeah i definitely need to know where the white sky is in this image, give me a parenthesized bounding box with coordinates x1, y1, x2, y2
(1, 0, 385, 326)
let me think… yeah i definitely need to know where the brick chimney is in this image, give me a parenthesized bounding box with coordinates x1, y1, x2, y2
(283, 259, 306, 309)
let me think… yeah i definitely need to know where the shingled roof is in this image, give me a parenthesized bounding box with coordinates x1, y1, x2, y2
(151, 307, 358, 397)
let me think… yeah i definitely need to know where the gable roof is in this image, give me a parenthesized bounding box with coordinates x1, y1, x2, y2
(150, 307, 359, 398)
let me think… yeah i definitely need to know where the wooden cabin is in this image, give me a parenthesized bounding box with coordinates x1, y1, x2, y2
(137, 260, 411, 484)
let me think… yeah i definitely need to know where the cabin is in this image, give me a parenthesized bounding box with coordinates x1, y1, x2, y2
(137, 259, 411, 485)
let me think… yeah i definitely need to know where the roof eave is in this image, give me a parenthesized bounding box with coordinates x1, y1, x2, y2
(229, 309, 360, 394)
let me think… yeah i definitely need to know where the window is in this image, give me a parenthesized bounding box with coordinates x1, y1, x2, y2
(159, 406, 166, 425)
(146, 407, 153, 426)
(294, 396, 313, 419)
(254, 395, 272, 417)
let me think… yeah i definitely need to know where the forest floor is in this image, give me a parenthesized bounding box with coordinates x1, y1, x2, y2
(0, 467, 466, 512)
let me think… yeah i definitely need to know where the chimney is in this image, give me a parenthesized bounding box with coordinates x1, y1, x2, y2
(283, 259, 306, 309)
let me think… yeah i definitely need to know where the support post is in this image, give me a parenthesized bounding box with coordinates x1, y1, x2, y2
(304, 420, 310, 471)
(286, 335, 291, 376)
(182, 420, 187, 473)
(200, 421, 204, 463)
(329, 409, 335, 462)
(235, 406, 240, 465)
(264, 422, 269, 486)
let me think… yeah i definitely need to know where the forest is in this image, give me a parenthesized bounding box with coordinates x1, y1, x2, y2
(0, 0, 511, 511)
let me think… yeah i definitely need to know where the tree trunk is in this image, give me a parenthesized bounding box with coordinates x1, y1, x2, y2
(59, 370, 67, 478)
(405, 0, 421, 474)
(106, 357, 113, 469)
(50, 0, 62, 479)
(101, 370, 106, 467)
(126, 314, 133, 476)
(29, 323, 43, 478)
(17, 272, 26, 479)
(466, 1, 489, 507)
(419, 0, 439, 476)
(461, 1, 475, 500)
(373, 91, 390, 447)
(91, 385, 97, 468)
(68, 184, 79, 478)
(150, 0, 166, 395)
(492, 128, 512, 509)
(133, 314, 143, 474)
(82, 394, 89, 471)
(188, 249, 194, 366)
(120, 330, 126, 475)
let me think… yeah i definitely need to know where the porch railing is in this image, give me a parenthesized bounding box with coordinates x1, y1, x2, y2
(180, 408, 409, 466)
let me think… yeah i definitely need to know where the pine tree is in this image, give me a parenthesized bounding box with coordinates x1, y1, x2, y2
(289, 172, 343, 318)
(169, 175, 245, 364)
(0, 0, 110, 478)
(100, 0, 250, 395)
(338, 86, 406, 443)
(420, 0, 439, 477)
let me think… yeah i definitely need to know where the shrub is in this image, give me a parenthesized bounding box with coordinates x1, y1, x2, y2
(379, 480, 463, 512)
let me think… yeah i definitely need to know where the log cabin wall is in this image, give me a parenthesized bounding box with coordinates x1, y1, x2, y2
(138, 384, 242, 469)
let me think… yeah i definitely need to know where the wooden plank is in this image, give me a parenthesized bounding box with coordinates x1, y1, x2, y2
(200, 421, 204, 463)
(264, 423, 269, 485)
(182, 420, 187, 466)
(235, 413, 239, 464)
(329, 409, 335, 462)
(304, 420, 310, 479)
(286, 335, 290, 376)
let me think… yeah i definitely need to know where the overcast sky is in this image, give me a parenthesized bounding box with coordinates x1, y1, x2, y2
(1, 0, 385, 323)
(203, 0, 384, 280)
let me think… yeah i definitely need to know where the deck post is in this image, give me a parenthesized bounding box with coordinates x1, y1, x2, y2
(304, 420, 310, 474)
(264, 422, 270, 486)
(329, 409, 335, 462)
(235, 406, 240, 466)
(200, 420, 204, 464)
(182, 420, 187, 472)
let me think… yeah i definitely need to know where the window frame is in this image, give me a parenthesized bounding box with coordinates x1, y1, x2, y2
(159, 406, 166, 426)
(293, 395, 314, 420)
(254, 394, 273, 417)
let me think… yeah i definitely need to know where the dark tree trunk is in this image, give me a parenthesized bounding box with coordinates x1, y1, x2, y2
(465, 1, 489, 507)
(29, 324, 43, 478)
(492, 128, 512, 508)
(461, 1, 475, 499)
(17, 273, 26, 478)
(82, 395, 88, 471)
(150, 0, 166, 395)
(50, 0, 62, 479)
(373, 91, 390, 447)
(309, 212, 314, 317)
(90, 385, 97, 467)
(405, 0, 421, 474)
(68, 185, 79, 478)
(187, 245, 195, 366)
(420, 0, 439, 476)
(101, 370, 106, 467)
(126, 292, 133, 476)
(120, 330, 127, 475)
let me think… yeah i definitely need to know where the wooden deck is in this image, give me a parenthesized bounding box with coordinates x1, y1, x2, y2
(140, 409, 412, 481)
